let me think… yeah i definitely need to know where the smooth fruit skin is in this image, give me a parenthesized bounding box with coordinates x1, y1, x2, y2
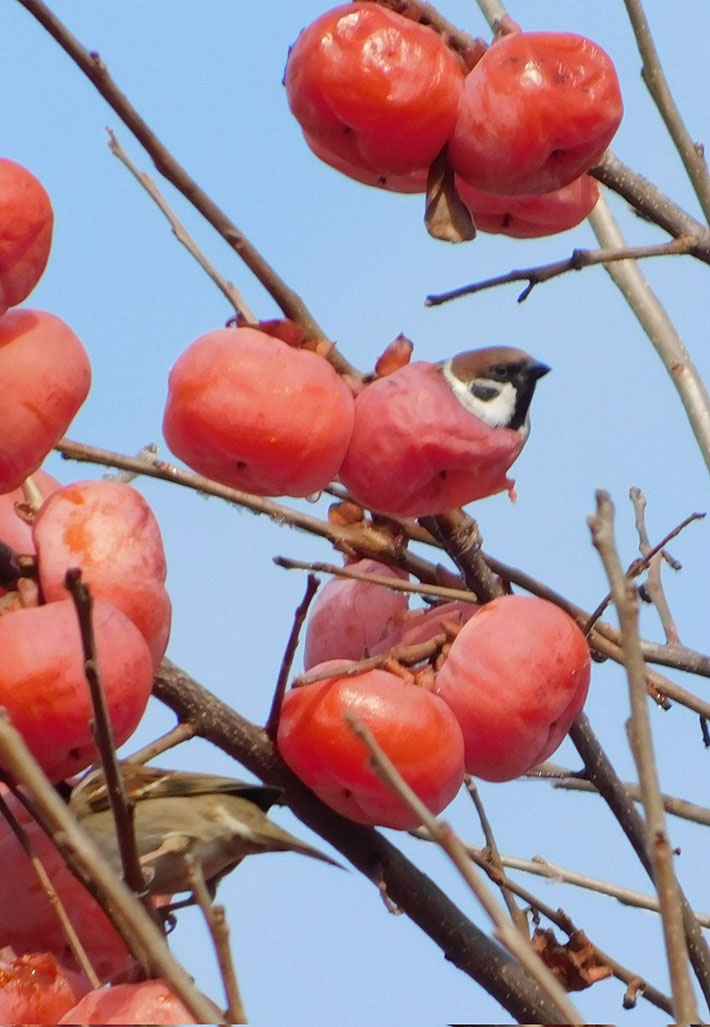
(303, 129, 428, 193)
(277, 666, 465, 829)
(456, 174, 599, 238)
(370, 600, 478, 656)
(449, 32, 623, 195)
(0, 159, 53, 316)
(0, 598, 153, 781)
(338, 360, 523, 517)
(58, 980, 221, 1025)
(286, 3, 464, 178)
(435, 595, 591, 782)
(163, 327, 355, 497)
(0, 309, 91, 492)
(303, 559, 410, 669)
(33, 479, 171, 666)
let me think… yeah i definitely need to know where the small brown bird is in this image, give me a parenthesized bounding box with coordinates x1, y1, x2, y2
(70, 763, 341, 896)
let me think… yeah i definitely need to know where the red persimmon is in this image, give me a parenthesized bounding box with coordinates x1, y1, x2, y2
(277, 665, 465, 829)
(456, 173, 599, 238)
(163, 327, 355, 498)
(338, 360, 523, 517)
(449, 31, 622, 195)
(0, 309, 91, 492)
(435, 595, 591, 781)
(285, 3, 464, 181)
(32, 479, 171, 666)
(0, 159, 53, 316)
(58, 980, 221, 1025)
(0, 598, 153, 781)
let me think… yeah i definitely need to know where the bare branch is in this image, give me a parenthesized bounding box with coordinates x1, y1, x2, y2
(630, 487, 680, 643)
(621, 0, 710, 222)
(108, 129, 257, 323)
(344, 713, 583, 1024)
(265, 574, 320, 740)
(425, 236, 694, 307)
(588, 491, 699, 1023)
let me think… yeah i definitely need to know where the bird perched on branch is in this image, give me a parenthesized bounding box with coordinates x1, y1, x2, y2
(70, 763, 341, 896)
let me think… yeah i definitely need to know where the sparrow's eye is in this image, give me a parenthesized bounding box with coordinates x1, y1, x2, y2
(470, 382, 500, 402)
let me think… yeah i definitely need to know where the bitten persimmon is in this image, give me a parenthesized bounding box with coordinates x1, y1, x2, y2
(277, 665, 465, 829)
(449, 31, 622, 195)
(0, 309, 91, 492)
(32, 479, 171, 666)
(285, 3, 464, 184)
(58, 980, 221, 1025)
(0, 949, 90, 1025)
(435, 595, 591, 781)
(338, 360, 524, 516)
(162, 326, 355, 497)
(0, 159, 53, 316)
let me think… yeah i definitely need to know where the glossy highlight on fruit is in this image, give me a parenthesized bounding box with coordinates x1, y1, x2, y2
(449, 31, 623, 195)
(163, 326, 355, 497)
(435, 595, 591, 781)
(338, 360, 523, 516)
(286, 3, 464, 182)
(0, 309, 91, 492)
(277, 665, 465, 829)
(0, 159, 53, 316)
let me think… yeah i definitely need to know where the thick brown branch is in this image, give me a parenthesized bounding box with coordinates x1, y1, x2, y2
(152, 659, 579, 1024)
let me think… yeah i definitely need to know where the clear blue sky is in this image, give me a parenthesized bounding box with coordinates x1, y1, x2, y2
(3, 1, 710, 1022)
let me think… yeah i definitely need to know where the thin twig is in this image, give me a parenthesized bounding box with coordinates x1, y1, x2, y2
(185, 855, 248, 1025)
(411, 825, 674, 1015)
(582, 508, 704, 636)
(587, 194, 710, 472)
(265, 574, 320, 739)
(153, 658, 587, 1024)
(464, 777, 528, 935)
(569, 713, 710, 1008)
(420, 510, 504, 601)
(14, 0, 362, 381)
(425, 237, 694, 307)
(293, 635, 446, 687)
(0, 790, 101, 987)
(588, 491, 699, 1024)
(629, 488, 680, 643)
(108, 129, 256, 322)
(621, 0, 710, 223)
(529, 761, 710, 828)
(343, 713, 584, 1024)
(125, 721, 197, 765)
(0, 710, 224, 1024)
(64, 570, 152, 908)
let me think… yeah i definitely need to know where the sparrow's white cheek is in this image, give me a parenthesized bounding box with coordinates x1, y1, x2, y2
(440, 361, 519, 430)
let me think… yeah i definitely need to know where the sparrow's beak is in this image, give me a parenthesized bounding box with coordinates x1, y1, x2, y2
(528, 360, 551, 381)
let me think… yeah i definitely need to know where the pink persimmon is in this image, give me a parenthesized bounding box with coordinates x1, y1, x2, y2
(277, 665, 465, 829)
(0, 159, 53, 316)
(0, 598, 153, 781)
(338, 360, 523, 516)
(303, 559, 410, 669)
(58, 980, 221, 1025)
(0, 309, 91, 492)
(286, 3, 463, 180)
(163, 327, 355, 497)
(33, 479, 171, 666)
(435, 595, 591, 781)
